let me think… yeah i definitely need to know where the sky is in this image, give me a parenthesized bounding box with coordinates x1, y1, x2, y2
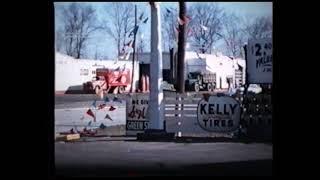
(54, 2, 272, 60)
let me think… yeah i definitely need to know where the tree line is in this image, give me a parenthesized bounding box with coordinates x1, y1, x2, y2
(55, 2, 272, 59)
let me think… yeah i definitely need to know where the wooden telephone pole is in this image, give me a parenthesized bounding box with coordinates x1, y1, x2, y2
(130, 5, 137, 93)
(176, 2, 186, 93)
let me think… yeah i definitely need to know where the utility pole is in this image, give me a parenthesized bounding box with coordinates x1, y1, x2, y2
(148, 2, 164, 130)
(176, 2, 186, 93)
(137, 2, 175, 140)
(130, 5, 137, 93)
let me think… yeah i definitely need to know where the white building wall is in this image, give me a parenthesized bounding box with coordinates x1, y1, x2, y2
(124, 51, 246, 90)
(55, 52, 139, 92)
(133, 52, 170, 69)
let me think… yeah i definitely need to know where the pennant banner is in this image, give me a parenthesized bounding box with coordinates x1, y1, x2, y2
(177, 15, 191, 26)
(105, 113, 113, 121)
(143, 17, 148, 24)
(177, 17, 184, 25)
(100, 123, 107, 129)
(166, 8, 171, 14)
(125, 40, 133, 47)
(98, 103, 107, 110)
(139, 12, 144, 20)
(113, 97, 122, 103)
(109, 106, 116, 111)
(184, 15, 191, 24)
(129, 26, 139, 37)
(86, 109, 96, 122)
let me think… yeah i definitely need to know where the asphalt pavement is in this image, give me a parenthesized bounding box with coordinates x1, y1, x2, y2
(55, 140, 272, 176)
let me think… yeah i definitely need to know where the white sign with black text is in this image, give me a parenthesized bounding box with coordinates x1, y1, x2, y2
(126, 94, 149, 135)
(247, 38, 272, 83)
(197, 96, 240, 133)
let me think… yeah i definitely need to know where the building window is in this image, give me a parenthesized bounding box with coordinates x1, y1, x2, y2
(92, 70, 96, 75)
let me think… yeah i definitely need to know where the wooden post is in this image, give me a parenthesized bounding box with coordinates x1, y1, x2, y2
(176, 2, 186, 94)
(130, 5, 137, 93)
(170, 48, 174, 84)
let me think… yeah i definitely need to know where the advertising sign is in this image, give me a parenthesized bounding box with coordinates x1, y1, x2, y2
(247, 38, 272, 83)
(197, 96, 240, 133)
(126, 94, 149, 135)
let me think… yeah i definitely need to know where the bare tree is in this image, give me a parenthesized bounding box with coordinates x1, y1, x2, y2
(62, 3, 102, 59)
(187, 3, 225, 54)
(221, 13, 245, 58)
(104, 3, 135, 57)
(161, 7, 178, 51)
(244, 16, 272, 40)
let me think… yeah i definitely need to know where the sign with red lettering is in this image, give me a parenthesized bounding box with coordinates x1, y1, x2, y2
(197, 96, 240, 133)
(126, 94, 149, 134)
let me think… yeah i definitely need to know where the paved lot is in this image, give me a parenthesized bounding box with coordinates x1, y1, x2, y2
(55, 140, 272, 176)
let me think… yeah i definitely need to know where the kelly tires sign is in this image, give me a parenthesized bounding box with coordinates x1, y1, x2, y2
(197, 96, 240, 133)
(247, 38, 272, 83)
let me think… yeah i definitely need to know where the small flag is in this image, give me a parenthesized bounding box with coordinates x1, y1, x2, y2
(139, 13, 144, 20)
(100, 123, 107, 129)
(109, 106, 116, 111)
(70, 128, 74, 134)
(125, 40, 133, 47)
(177, 17, 184, 25)
(92, 100, 96, 108)
(184, 15, 191, 24)
(113, 97, 122, 103)
(166, 8, 171, 14)
(98, 103, 107, 110)
(143, 17, 148, 24)
(88, 121, 92, 126)
(105, 114, 113, 121)
(86, 109, 96, 121)
(129, 26, 139, 37)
